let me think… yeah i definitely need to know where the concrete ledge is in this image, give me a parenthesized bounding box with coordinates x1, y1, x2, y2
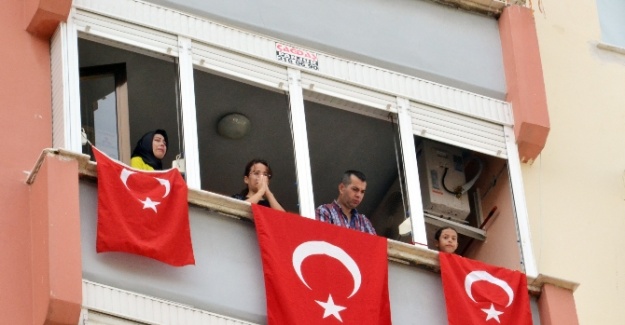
(25, 0, 72, 38)
(431, 0, 525, 16)
(29, 152, 82, 324)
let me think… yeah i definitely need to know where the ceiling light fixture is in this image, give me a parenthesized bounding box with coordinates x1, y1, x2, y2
(217, 113, 251, 139)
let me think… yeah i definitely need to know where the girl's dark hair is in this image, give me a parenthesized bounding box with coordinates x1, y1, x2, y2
(238, 159, 272, 196)
(434, 226, 457, 241)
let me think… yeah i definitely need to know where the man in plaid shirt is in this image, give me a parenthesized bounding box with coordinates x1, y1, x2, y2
(315, 170, 376, 235)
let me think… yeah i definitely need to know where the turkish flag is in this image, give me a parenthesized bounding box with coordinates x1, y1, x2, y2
(252, 204, 392, 325)
(92, 146, 194, 266)
(439, 253, 533, 325)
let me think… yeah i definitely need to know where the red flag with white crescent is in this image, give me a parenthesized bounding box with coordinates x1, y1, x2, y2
(252, 204, 392, 325)
(92, 146, 194, 266)
(439, 253, 533, 325)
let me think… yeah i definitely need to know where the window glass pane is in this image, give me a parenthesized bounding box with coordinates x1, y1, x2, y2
(78, 39, 182, 168)
(193, 68, 299, 212)
(305, 100, 407, 239)
(80, 74, 118, 159)
(597, 0, 625, 48)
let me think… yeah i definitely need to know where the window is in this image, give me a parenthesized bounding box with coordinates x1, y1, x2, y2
(57, 3, 536, 273)
(597, 0, 625, 49)
(304, 100, 408, 238)
(193, 68, 299, 212)
(414, 136, 513, 255)
(78, 38, 183, 169)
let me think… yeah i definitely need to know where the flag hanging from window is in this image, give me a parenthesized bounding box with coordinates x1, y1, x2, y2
(252, 204, 392, 325)
(439, 253, 533, 325)
(92, 146, 194, 266)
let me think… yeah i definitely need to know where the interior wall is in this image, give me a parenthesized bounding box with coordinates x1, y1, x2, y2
(464, 161, 522, 271)
(145, 0, 506, 99)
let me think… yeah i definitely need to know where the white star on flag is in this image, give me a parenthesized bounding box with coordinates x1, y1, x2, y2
(481, 303, 504, 323)
(315, 294, 346, 322)
(140, 197, 161, 212)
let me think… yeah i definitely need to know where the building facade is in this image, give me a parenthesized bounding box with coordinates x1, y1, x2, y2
(527, 0, 625, 324)
(1, 0, 580, 324)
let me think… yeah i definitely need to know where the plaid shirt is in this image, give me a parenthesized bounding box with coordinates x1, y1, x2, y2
(315, 200, 376, 235)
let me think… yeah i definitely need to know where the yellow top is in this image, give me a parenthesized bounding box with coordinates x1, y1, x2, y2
(130, 156, 154, 171)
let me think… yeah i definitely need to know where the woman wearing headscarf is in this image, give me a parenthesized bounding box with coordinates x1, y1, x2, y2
(130, 129, 168, 171)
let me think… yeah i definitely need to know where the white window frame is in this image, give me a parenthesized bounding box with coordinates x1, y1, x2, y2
(55, 0, 536, 274)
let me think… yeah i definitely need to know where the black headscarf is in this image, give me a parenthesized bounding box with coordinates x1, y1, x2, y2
(131, 129, 168, 170)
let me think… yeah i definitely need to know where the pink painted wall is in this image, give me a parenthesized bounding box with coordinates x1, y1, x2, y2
(499, 6, 550, 163)
(538, 284, 580, 325)
(464, 157, 522, 271)
(30, 155, 82, 324)
(0, 0, 73, 323)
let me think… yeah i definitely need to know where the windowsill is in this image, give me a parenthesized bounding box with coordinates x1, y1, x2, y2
(597, 42, 625, 56)
(28, 148, 578, 295)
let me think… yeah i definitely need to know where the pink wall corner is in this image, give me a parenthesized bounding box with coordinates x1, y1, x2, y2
(538, 284, 580, 325)
(499, 5, 550, 163)
(30, 155, 82, 325)
(24, 0, 72, 38)
(464, 164, 522, 271)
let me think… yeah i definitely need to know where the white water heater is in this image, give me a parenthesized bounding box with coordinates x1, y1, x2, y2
(416, 139, 471, 221)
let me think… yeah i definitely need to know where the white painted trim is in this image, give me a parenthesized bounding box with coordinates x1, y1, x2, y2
(191, 41, 288, 92)
(177, 36, 202, 189)
(287, 68, 315, 218)
(397, 98, 428, 246)
(73, 9, 179, 58)
(67, 9, 84, 153)
(82, 280, 258, 325)
(504, 126, 538, 277)
(51, 25, 69, 149)
(409, 101, 508, 159)
(597, 41, 625, 56)
(300, 72, 397, 113)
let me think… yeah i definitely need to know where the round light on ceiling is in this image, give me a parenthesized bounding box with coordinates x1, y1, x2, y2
(217, 113, 251, 139)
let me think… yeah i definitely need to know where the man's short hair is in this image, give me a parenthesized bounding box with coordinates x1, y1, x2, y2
(341, 170, 366, 185)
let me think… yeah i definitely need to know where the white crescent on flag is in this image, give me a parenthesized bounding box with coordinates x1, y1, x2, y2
(464, 270, 515, 307)
(292, 240, 362, 298)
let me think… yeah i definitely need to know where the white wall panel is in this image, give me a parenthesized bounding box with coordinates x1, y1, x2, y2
(301, 72, 397, 118)
(410, 102, 508, 158)
(192, 41, 288, 91)
(51, 26, 68, 149)
(73, 10, 179, 57)
(83, 280, 258, 325)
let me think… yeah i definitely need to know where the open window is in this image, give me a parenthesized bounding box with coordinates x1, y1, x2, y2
(410, 135, 520, 264)
(303, 98, 408, 239)
(192, 67, 299, 212)
(78, 38, 183, 168)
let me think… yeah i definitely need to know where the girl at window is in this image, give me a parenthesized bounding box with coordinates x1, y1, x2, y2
(232, 159, 285, 211)
(435, 226, 458, 254)
(130, 129, 168, 171)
